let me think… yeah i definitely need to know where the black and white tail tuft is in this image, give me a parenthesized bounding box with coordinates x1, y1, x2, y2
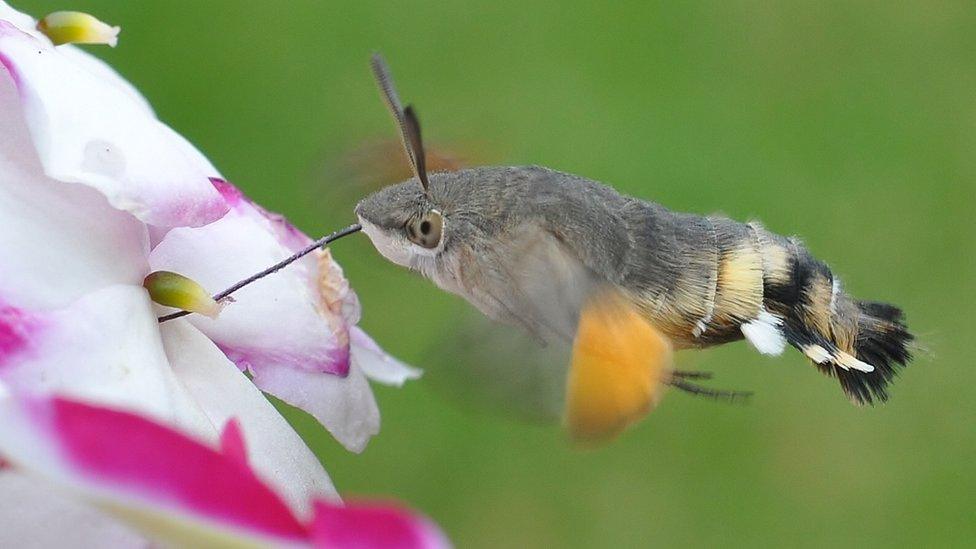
(756, 232, 914, 405)
(840, 301, 913, 404)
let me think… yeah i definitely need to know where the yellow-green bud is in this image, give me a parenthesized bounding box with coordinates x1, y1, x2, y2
(37, 11, 120, 47)
(143, 271, 227, 319)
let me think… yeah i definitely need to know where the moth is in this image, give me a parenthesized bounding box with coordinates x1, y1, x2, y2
(355, 54, 913, 441)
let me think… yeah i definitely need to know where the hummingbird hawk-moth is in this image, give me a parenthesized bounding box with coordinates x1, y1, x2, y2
(355, 54, 914, 442)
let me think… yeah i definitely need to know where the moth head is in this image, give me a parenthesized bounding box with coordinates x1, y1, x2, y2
(355, 182, 446, 266)
(356, 53, 449, 267)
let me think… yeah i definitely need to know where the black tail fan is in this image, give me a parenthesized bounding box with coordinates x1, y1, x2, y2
(842, 300, 913, 404)
(785, 300, 914, 405)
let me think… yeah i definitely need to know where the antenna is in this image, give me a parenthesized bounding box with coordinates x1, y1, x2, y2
(370, 53, 429, 193)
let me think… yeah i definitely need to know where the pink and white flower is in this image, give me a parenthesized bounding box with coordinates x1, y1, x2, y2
(0, 0, 422, 538)
(0, 393, 448, 548)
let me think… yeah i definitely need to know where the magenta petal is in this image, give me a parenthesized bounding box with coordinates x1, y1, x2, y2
(210, 178, 245, 208)
(0, 298, 43, 366)
(219, 419, 248, 468)
(35, 397, 308, 542)
(310, 499, 451, 549)
(158, 320, 339, 510)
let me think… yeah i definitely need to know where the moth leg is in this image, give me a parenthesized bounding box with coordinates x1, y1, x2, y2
(670, 370, 714, 380)
(667, 379, 753, 403)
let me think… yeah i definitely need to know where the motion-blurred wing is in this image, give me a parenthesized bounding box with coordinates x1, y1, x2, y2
(426, 309, 570, 423)
(453, 224, 674, 442)
(460, 222, 596, 344)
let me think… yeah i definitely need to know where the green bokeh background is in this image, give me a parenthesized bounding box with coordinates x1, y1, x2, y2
(18, 1, 975, 546)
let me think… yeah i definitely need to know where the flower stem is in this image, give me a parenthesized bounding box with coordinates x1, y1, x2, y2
(157, 223, 363, 323)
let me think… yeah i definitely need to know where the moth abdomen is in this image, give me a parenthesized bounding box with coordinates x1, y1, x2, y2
(645, 212, 914, 405)
(750, 224, 914, 404)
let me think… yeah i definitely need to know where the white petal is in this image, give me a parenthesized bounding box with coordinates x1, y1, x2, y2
(0, 2, 39, 38)
(149, 201, 349, 377)
(250, 362, 380, 454)
(158, 122, 222, 177)
(0, 21, 227, 227)
(0, 471, 150, 549)
(352, 327, 422, 387)
(149, 181, 393, 451)
(0, 284, 211, 435)
(0, 71, 148, 310)
(59, 46, 155, 114)
(159, 320, 339, 514)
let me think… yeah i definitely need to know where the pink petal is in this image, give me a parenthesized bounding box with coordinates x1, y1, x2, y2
(250, 362, 380, 453)
(219, 419, 248, 468)
(53, 398, 307, 539)
(0, 394, 451, 548)
(0, 395, 308, 544)
(310, 499, 451, 549)
(0, 298, 42, 361)
(0, 285, 210, 433)
(0, 21, 227, 227)
(159, 320, 339, 513)
(0, 67, 149, 310)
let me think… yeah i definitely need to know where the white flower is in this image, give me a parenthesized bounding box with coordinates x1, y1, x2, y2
(0, 0, 417, 527)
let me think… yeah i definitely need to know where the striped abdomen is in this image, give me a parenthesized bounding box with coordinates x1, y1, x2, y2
(631, 213, 913, 405)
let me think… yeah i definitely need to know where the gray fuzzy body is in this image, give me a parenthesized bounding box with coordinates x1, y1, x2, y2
(358, 166, 754, 344)
(355, 165, 913, 404)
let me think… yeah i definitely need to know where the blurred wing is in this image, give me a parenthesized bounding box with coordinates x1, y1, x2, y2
(425, 309, 570, 423)
(461, 223, 596, 344)
(565, 289, 673, 444)
(448, 224, 674, 441)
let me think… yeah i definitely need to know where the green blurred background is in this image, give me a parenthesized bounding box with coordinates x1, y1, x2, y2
(18, 1, 975, 546)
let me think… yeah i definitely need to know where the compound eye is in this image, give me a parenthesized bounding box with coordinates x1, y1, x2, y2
(406, 209, 444, 249)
